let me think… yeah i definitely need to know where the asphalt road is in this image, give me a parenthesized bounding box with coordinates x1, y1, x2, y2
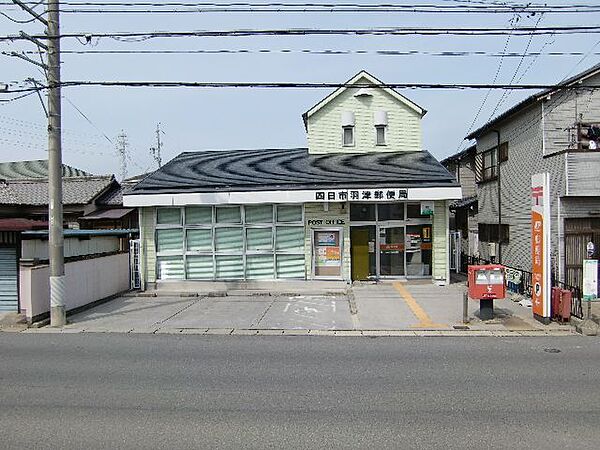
(1, 334, 599, 449)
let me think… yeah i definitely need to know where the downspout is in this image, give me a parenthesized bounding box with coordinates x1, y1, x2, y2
(492, 130, 502, 264)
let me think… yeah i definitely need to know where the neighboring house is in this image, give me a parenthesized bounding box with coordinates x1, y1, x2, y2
(0, 159, 138, 315)
(441, 145, 479, 258)
(465, 62, 600, 289)
(0, 159, 119, 227)
(124, 70, 461, 288)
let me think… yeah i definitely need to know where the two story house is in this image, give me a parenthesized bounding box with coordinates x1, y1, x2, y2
(123, 71, 461, 288)
(465, 62, 600, 289)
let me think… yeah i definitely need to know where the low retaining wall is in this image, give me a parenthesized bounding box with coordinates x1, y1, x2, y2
(19, 253, 130, 321)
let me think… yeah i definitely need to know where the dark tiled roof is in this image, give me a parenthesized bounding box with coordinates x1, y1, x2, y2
(0, 176, 115, 206)
(128, 148, 458, 195)
(0, 160, 91, 179)
(440, 145, 476, 166)
(450, 196, 477, 210)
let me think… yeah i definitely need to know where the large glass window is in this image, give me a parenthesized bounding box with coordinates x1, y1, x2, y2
(155, 205, 304, 280)
(157, 208, 181, 225)
(378, 204, 404, 221)
(215, 227, 243, 252)
(186, 229, 212, 252)
(216, 206, 241, 223)
(246, 205, 273, 223)
(246, 228, 272, 251)
(277, 205, 302, 223)
(185, 206, 212, 225)
(350, 203, 376, 221)
(246, 255, 275, 279)
(276, 226, 304, 252)
(186, 256, 213, 279)
(157, 256, 184, 279)
(156, 229, 183, 252)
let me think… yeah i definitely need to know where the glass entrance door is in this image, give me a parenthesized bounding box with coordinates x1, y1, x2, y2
(379, 226, 405, 276)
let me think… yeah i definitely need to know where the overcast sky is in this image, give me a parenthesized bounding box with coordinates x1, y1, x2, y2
(1, 0, 600, 178)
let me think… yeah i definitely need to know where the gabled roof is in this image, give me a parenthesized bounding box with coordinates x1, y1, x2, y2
(466, 61, 600, 140)
(0, 175, 116, 206)
(0, 159, 91, 179)
(302, 70, 427, 129)
(126, 147, 458, 195)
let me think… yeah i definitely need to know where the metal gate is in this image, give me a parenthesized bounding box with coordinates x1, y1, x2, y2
(129, 239, 141, 289)
(0, 247, 18, 312)
(450, 231, 461, 273)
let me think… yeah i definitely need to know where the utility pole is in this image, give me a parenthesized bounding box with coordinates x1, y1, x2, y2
(116, 130, 129, 180)
(11, 0, 64, 325)
(47, 0, 65, 326)
(149, 122, 163, 169)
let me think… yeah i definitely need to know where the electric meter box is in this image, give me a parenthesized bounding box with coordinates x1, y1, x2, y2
(468, 265, 506, 300)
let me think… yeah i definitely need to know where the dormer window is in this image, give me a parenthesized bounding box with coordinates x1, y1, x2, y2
(374, 111, 388, 146)
(341, 111, 355, 147)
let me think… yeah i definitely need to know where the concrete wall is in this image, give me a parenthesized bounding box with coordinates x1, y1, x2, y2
(304, 202, 350, 281)
(21, 236, 120, 260)
(307, 76, 423, 154)
(19, 253, 130, 320)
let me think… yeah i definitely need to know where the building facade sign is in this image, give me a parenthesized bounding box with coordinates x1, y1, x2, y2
(531, 173, 552, 321)
(583, 259, 598, 301)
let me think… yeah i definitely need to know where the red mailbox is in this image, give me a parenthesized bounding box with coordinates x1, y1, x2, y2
(468, 265, 506, 300)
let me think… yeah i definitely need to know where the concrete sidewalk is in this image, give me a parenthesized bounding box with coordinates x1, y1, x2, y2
(16, 280, 575, 336)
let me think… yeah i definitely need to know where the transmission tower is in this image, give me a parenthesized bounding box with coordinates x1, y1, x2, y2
(149, 122, 164, 169)
(116, 130, 129, 180)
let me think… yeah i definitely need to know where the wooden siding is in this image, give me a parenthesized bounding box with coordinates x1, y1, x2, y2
(475, 103, 566, 270)
(307, 77, 422, 154)
(566, 152, 600, 196)
(432, 200, 449, 283)
(564, 218, 600, 289)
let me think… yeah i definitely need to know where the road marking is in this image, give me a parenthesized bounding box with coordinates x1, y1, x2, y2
(393, 282, 446, 329)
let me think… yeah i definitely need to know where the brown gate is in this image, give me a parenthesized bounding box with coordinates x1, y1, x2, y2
(565, 218, 600, 289)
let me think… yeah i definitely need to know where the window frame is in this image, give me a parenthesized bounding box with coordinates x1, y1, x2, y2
(342, 125, 355, 147)
(375, 124, 387, 146)
(154, 204, 305, 280)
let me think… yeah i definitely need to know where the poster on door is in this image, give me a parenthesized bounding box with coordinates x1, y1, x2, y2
(316, 246, 341, 266)
(531, 173, 551, 320)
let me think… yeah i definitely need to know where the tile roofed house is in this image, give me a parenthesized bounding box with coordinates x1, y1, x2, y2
(0, 176, 115, 206)
(0, 159, 91, 179)
(125, 70, 461, 289)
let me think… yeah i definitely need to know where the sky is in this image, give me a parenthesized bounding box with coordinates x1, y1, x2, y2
(1, 0, 600, 178)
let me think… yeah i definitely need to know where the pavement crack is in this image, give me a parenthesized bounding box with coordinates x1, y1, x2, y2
(251, 299, 276, 329)
(159, 296, 205, 324)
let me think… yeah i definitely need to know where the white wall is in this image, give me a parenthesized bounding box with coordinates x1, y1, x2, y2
(19, 253, 130, 320)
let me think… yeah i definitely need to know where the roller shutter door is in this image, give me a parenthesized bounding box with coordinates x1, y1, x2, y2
(0, 247, 18, 312)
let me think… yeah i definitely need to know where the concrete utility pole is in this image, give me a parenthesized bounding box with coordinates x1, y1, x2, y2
(47, 0, 66, 326)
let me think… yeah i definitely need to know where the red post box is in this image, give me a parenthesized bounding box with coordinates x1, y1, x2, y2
(467, 265, 506, 320)
(468, 265, 506, 300)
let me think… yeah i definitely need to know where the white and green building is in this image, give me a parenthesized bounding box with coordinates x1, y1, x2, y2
(123, 71, 461, 288)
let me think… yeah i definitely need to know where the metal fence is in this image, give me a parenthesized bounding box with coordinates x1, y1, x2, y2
(459, 253, 584, 319)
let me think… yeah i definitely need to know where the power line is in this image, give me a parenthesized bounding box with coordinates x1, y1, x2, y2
(8, 49, 600, 58)
(3, 26, 600, 42)
(4, 1, 600, 13)
(7, 80, 600, 92)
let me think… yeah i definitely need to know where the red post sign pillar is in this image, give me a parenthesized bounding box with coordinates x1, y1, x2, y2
(531, 173, 552, 324)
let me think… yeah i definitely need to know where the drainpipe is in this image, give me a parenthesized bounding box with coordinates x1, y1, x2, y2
(492, 130, 502, 264)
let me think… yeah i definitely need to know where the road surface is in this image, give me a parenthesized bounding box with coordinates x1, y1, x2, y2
(1, 334, 599, 449)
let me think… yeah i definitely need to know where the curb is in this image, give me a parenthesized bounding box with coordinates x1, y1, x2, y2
(18, 327, 576, 337)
